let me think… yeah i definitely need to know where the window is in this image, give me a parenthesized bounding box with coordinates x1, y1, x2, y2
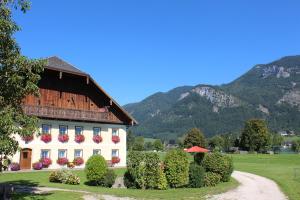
(93, 127, 101, 136)
(58, 149, 67, 158)
(59, 125, 68, 135)
(112, 128, 119, 136)
(74, 149, 83, 158)
(42, 124, 51, 134)
(93, 149, 101, 155)
(41, 150, 50, 158)
(112, 149, 119, 157)
(75, 126, 83, 135)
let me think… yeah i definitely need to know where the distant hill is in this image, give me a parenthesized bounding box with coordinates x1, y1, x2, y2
(124, 56, 300, 140)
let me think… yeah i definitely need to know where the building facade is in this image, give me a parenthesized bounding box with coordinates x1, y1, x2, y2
(11, 56, 137, 170)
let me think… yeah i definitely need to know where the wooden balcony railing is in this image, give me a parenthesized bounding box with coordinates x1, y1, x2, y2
(22, 105, 121, 123)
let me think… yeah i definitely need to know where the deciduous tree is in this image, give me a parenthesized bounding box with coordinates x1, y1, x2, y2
(183, 128, 206, 148)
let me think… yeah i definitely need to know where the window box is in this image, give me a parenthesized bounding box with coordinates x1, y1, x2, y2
(22, 134, 34, 143)
(93, 135, 103, 143)
(112, 135, 120, 143)
(32, 162, 43, 170)
(57, 157, 69, 166)
(58, 134, 69, 143)
(41, 134, 52, 143)
(40, 157, 52, 168)
(73, 157, 84, 166)
(112, 157, 120, 164)
(75, 134, 85, 143)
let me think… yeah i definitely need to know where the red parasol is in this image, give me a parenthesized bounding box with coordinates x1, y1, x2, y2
(184, 146, 209, 153)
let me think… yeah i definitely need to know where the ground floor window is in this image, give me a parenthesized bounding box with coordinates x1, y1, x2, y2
(112, 149, 119, 157)
(74, 149, 83, 158)
(58, 149, 67, 158)
(93, 149, 101, 155)
(41, 150, 50, 158)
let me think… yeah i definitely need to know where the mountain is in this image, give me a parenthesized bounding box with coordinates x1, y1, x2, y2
(124, 56, 300, 140)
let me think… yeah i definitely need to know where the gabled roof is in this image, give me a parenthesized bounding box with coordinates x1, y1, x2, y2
(44, 56, 138, 126)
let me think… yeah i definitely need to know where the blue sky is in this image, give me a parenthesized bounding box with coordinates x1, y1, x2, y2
(13, 0, 300, 105)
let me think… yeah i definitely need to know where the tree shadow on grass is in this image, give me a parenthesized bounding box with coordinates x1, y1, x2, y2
(12, 192, 53, 200)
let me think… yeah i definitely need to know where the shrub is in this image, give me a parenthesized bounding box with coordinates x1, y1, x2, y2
(10, 162, 20, 171)
(157, 166, 168, 190)
(194, 153, 205, 165)
(112, 135, 120, 143)
(101, 169, 117, 188)
(188, 163, 205, 188)
(164, 149, 189, 188)
(57, 158, 69, 166)
(204, 172, 221, 187)
(40, 158, 52, 168)
(74, 157, 84, 166)
(58, 134, 69, 143)
(202, 152, 234, 182)
(85, 155, 108, 185)
(93, 135, 103, 143)
(124, 170, 138, 189)
(41, 134, 52, 143)
(127, 151, 145, 188)
(75, 134, 85, 143)
(49, 170, 80, 185)
(32, 162, 43, 170)
(144, 152, 161, 189)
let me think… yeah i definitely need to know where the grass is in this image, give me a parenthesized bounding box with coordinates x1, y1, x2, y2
(0, 168, 238, 200)
(283, 136, 300, 142)
(232, 154, 300, 200)
(12, 191, 84, 200)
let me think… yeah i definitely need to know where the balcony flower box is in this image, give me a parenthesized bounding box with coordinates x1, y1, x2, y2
(32, 162, 43, 170)
(22, 134, 34, 143)
(58, 134, 69, 143)
(112, 135, 120, 144)
(41, 134, 52, 143)
(93, 135, 103, 143)
(75, 134, 85, 143)
(10, 163, 20, 171)
(73, 157, 84, 166)
(40, 158, 52, 168)
(57, 158, 69, 166)
(112, 157, 120, 164)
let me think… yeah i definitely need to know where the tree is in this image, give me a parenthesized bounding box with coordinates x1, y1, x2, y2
(209, 135, 225, 151)
(144, 141, 154, 151)
(271, 133, 284, 147)
(291, 139, 300, 153)
(153, 139, 164, 151)
(132, 136, 144, 151)
(240, 119, 271, 152)
(0, 0, 45, 171)
(127, 130, 135, 150)
(183, 128, 206, 148)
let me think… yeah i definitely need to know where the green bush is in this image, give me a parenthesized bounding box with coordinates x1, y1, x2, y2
(49, 170, 80, 185)
(194, 153, 205, 165)
(202, 152, 234, 182)
(101, 169, 117, 188)
(144, 152, 161, 189)
(157, 167, 168, 190)
(164, 149, 190, 188)
(204, 172, 221, 187)
(124, 170, 138, 189)
(85, 155, 108, 185)
(188, 163, 205, 188)
(126, 151, 146, 189)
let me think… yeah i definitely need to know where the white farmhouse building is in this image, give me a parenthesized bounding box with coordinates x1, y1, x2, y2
(11, 56, 137, 170)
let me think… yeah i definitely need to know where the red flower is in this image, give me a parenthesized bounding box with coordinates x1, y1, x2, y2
(32, 162, 43, 170)
(41, 134, 52, 143)
(22, 134, 34, 143)
(112, 135, 120, 143)
(73, 157, 84, 166)
(93, 135, 103, 143)
(58, 134, 69, 143)
(112, 157, 120, 164)
(75, 134, 85, 143)
(57, 157, 69, 166)
(40, 158, 52, 168)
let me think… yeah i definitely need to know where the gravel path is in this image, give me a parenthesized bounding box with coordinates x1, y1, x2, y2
(209, 171, 288, 200)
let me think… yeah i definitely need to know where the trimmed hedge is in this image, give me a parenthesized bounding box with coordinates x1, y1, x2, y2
(49, 170, 80, 185)
(85, 155, 108, 185)
(204, 172, 221, 187)
(202, 152, 233, 182)
(188, 162, 205, 188)
(164, 149, 190, 188)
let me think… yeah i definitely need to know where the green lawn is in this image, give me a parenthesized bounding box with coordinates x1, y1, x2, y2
(232, 154, 300, 200)
(0, 168, 238, 200)
(12, 191, 84, 200)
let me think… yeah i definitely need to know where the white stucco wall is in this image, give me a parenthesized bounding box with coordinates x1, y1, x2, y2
(11, 119, 127, 169)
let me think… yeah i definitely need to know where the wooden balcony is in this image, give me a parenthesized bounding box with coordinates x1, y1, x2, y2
(22, 105, 121, 123)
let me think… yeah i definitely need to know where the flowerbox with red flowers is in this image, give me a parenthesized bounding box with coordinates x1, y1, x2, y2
(32, 162, 43, 170)
(75, 134, 85, 143)
(73, 157, 84, 166)
(41, 134, 52, 143)
(57, 157, 69, 166)
(112, 157, 120, 164)
(22, 134, 34, 143)
(93, 135, 103, 143)
(40, 158, 52, 168)
(112, 135, 120, 144)
(58, 134, 69, 143)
